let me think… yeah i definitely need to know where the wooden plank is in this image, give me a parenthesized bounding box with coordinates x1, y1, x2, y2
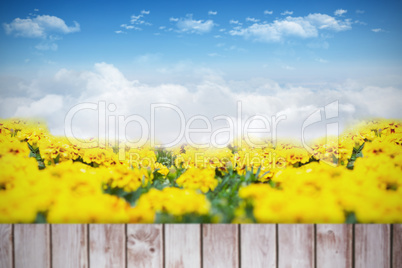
(203, 224, 239, 268)
(278, 224, 314, 268)
(165, 224, 201, 268)
(316, 224, 353, 268)
(393, 224, 402, 268)
(89, 224, 125, 268)
(355, 224, 390, 268)
(0, 224, 13, 268)
(14, 224, 51, 268)
(240, 224, 276, 268)
(126, 224, 163, 268)
(52, 224, 88, 268)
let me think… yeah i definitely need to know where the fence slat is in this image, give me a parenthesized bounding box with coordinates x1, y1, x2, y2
(316, 224, 352, 268)
(393, 224, 402, 268)
(52, 224, 88, 268)
(0, 224, 12, 268)
(240, 224, 276, 268)
(89, 224, 125, 268)
(14, 224, 51, 268)
(165, 224, 201, 268)
(278, 224, 314, 268)
(8, 223, 399, 267)
(355, 224, 390, 268)
(126, 224, 162, 268)
(203, 224, 239, 268)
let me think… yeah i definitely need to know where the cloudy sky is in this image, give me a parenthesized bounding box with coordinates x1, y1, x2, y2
(1, 0, 401, 146)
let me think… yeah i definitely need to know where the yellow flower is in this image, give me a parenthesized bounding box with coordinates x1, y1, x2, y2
(1, 118, 401, 223)
(176, 168, 218, 193)
(174, 146, 233, 171)
(101, 164, 153, 192)
(135, 187, 211, 216)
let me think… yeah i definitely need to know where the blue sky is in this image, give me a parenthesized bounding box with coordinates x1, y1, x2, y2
(0, 0, 401, 143)
(1, 0, 401, 80)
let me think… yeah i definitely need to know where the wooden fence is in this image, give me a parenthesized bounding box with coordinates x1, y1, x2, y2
(0, 224, 401, 268)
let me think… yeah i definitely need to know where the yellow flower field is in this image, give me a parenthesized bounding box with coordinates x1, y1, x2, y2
(0, 118, 401, 223)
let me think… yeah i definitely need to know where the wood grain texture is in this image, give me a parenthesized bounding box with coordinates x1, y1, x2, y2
(203, 224, 239, 268)
(316, 224, 353, 268)
(52, 224, 88, 268)
(7, 223, 399, 267)
(14, 224, 51, 268)
(392, 224, 402, 268)
(126, 224, 162, 268)
(240, 224, 276, 268)
(165, 224, 201, 268)
(0, 224, 13, 268)
(278, 224, 314, 268)
(355, 224, 390, 268)
(89, 224, 125, 268)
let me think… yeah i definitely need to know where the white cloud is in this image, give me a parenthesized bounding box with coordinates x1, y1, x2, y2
(159, 26, 166, 30)
(175, 15, 214, 34)
(115, 30, 125, 34)
(118, 11, 152, 32)
(130, 15, 142, 24)
(246, 17, 260, 23)
(208, 11, 217, 15)
(230, 18, 317, 42)
(225, 45, 247, 52)
(35, 42, 58, 51)
(229, 20, 240, 25)
(134, 53, 161, 63)
(354, 20, 367, 26)
(307, 40, 329, 49)
(207, 53, 221, 57)
(230, 13, 352, 42)
(0, 63, 402, 147)
(120, 24, 131, 29)
(307, 13, 352, 31)
(356, 10, 365, 14)
(121, 24, 139, 30)
(264, 10, 273, 15)
(3, 63, 401, 144)
(372, 28, 385, 33)
(15, 94, 64, 117)
(282, 65, 295, 70)
(3, 14, 80, 38)
(315, 58, 328, 63)
(281, 10, 293, 16)
(169, 17, 179, 22)
(334, 9, 347, 16)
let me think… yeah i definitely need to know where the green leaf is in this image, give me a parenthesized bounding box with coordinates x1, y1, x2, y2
(54, 154, 60, 164)
(255, 166, 261, 178)
(345, 211, 358, 224)
(34, 212, 47, 223)
(269, 180, 278, 188)
(244, 202, 257, 223)
(347, 142, 365, 170)
(38, 161, 46, 170)
(27, 142, 35, 153)
(155, 147, 175, 167)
